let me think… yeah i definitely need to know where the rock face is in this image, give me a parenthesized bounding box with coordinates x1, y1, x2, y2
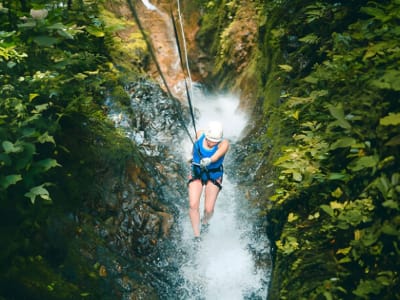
(69, 79, 190, 299)
(135, 1, 186, 98)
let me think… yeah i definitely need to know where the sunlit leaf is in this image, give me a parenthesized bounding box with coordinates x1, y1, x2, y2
(353, 279, 383, 297)
(74, 73, 87, 80)
(276, 236, 299, 255)
(308, 211, 320, 220)
(380, 113, 400, 126)
(86, 26, 105, 37)
(348, 155, 379, 172)
(299, 33, 320, 44)
(303, 75, 319, 84)
(331, 187, 343, 198)
(57, 29, 74, 39)
(24, 184, 51, 204)
(37, 132, 56, 144)
(320, 205, 334, 217)
(382, 200, 399, 210)
(32, 103, 49, 113)
(377, 271, 395, 286)
(35, 158, 61, 171)
(278, 64, 293, 72)
(29, 93, 40, 101)
(381, 222, 399, 235)
(361, 6, 391, 22)
(360, 227, 380, 247)
(7, 61, 16, 68)
(330, 201, 345, 210)
(371, 70, 400, 91)
(288, 212, 299, 222)
(338, 256, 352, 264)
(17, 21, 36, 29)
(2, 141, 23, 153)
(336, 247, 352, 255)
(80, 293, 91, 297)
(292, 171, 302, 182)
(47, 23, 66, 30)
(330, 137, 357, 149)
(327, 172, 351, 181)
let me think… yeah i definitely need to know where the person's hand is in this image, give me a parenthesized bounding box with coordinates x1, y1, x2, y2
(200, 157, 212, 168)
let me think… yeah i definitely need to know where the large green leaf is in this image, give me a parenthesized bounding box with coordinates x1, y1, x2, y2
(327, 104, 351, 129)
(385, 135, 400, 146)
(320, 204, 334, 217)
(327, 172, 351, 181)
(361, 6, 391, 22)
(37, 132, 56, 144)
(382, 200, 399, 210)
(2, 141, 23, 153)
(380, 113, 400, 126)
(24, 184, 51, 204)
(330, 137, 356, 150)
(353, 279, 383, 298)
(348, 155, 379, 172)
(0, 174, 22, 189)
(34, 158, 61, 171)
(32, 35, 59, 47)
(86, 26, 105, 37)
(371, 70, 400, 91)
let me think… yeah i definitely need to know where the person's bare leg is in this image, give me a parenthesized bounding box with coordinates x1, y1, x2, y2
(202, 181, 220, 225)
(188, 180, 203, 237)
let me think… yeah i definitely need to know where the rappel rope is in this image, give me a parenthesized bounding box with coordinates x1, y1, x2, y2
(169, 2, 197, 136)
(126, 0, 196, 144)
(176, 0, 195, 113)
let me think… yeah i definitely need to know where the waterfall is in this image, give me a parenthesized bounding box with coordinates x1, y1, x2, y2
(174, 87, 271, 299)
(128, 2, 271, 298)
(141, 0, 157, 10)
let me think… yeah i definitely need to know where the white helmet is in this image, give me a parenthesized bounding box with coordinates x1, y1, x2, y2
(205, 121, 223, 142)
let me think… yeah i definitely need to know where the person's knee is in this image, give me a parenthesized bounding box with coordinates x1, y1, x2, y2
(189, 205, 199, 211)
(204, 208, 214, 216)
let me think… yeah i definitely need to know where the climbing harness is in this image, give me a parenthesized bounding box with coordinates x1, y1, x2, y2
(188, 162, 223, 190)
(187, 135, 224, 190)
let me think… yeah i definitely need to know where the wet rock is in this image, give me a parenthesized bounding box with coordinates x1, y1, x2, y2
(156, 211, 174, 237)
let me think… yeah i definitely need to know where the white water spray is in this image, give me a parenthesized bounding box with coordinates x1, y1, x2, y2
(177, 87, 270, 299)
(137, 2, 271, 297)
(141, 0, 157, 10)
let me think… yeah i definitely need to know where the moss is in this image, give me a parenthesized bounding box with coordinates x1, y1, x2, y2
(202, 0, 400, 299)
(100, 4, 150, 74)
(1, 255, 84, 300)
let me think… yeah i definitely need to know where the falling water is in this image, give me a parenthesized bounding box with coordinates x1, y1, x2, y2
(119, 2, 271, 297)
(173, 87, 271, 299)
(141, 0, 157, 10)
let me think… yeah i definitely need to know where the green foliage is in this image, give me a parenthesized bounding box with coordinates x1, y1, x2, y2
(195, 0, 241, 60)
(0, 1, 142, 298)
(0, 1, 126, 204)
(255, 0, 400, 299)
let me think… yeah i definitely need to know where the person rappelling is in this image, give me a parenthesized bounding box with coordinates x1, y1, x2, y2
(187, 121, 230, 238)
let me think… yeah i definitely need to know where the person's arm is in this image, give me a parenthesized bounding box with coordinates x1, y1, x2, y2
(209, 139, 229, 163)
